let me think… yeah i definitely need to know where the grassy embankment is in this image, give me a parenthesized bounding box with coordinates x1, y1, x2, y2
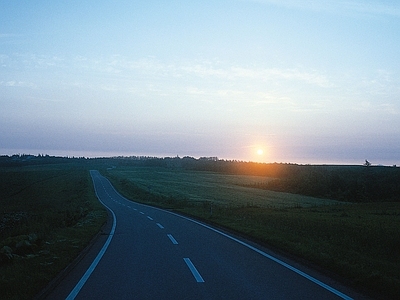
(0, 165, 107, 300)
(105, 166, 400, 300)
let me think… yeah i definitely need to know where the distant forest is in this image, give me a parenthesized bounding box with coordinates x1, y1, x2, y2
(2, 154, 399, 203)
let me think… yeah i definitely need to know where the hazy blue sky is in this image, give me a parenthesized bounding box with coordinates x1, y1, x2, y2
(1, 0, 399, 164)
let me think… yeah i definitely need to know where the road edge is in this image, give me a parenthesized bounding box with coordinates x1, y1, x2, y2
(34, 195, 114, 299)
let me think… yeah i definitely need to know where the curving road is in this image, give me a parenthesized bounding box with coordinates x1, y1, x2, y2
(45, 170, 360, 299)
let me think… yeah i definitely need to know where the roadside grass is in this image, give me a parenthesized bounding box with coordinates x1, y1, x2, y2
(105, 167, 400, 300)
(0, 166, 107, 300)
(189, 203, 400, 299)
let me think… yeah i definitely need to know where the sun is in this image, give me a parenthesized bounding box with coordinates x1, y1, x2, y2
(257, 149, 264, 155)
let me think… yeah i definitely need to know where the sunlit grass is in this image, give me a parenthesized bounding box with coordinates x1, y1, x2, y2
(109, 166, 340, 208)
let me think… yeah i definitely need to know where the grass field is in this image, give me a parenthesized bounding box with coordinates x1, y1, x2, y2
(0, 164, 107, 299)
(109, 166, 341, 208)
(105, 166, 400, 300)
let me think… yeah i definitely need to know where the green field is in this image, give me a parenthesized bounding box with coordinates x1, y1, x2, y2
(0, 164, 107, 299)
(105, 166, 400, 300)
(109, 167, 341, 208)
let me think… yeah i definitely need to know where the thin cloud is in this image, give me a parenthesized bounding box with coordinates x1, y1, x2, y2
(0, 81, 36, 88)
(233, 67, 333, 88)
(0, 33, 21, 38)
(4, 53, 67, 70)
(353, 102, 397, 116)
(180, 62, 333, 88)
(5, 54, 397, 114)
(23, 55, 331, 89)
(379, 103, 399, 115)
(244, 0, 400, 17)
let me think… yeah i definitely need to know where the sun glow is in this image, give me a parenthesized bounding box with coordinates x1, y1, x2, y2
(245, 142, 271, 162)
(252, 146, 268, 162)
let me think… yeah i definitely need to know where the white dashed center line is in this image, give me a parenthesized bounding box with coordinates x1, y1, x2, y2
(184, 258, 204, 283)
(167, 234, 178, 245)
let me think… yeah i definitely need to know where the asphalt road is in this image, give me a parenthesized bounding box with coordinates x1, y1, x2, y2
(44, 170, 361, 299)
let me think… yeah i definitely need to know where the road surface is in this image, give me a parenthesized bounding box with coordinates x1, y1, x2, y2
(44, 170, 360, 299)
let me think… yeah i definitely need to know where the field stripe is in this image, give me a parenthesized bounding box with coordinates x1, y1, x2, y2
(184, 258, 205, 283)
(66, 171, 117, 300)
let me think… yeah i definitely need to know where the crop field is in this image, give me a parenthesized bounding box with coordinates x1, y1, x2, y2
(108, 166, 341, 208)
(105, 165, 400, 299)
(0, 164, 107, 300)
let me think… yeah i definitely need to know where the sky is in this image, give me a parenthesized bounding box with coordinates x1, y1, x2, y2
(1, 0, 399, 165)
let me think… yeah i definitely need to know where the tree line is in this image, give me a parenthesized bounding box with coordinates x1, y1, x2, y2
(110, 156, 400, 203)
(2, 154, 399, 203)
